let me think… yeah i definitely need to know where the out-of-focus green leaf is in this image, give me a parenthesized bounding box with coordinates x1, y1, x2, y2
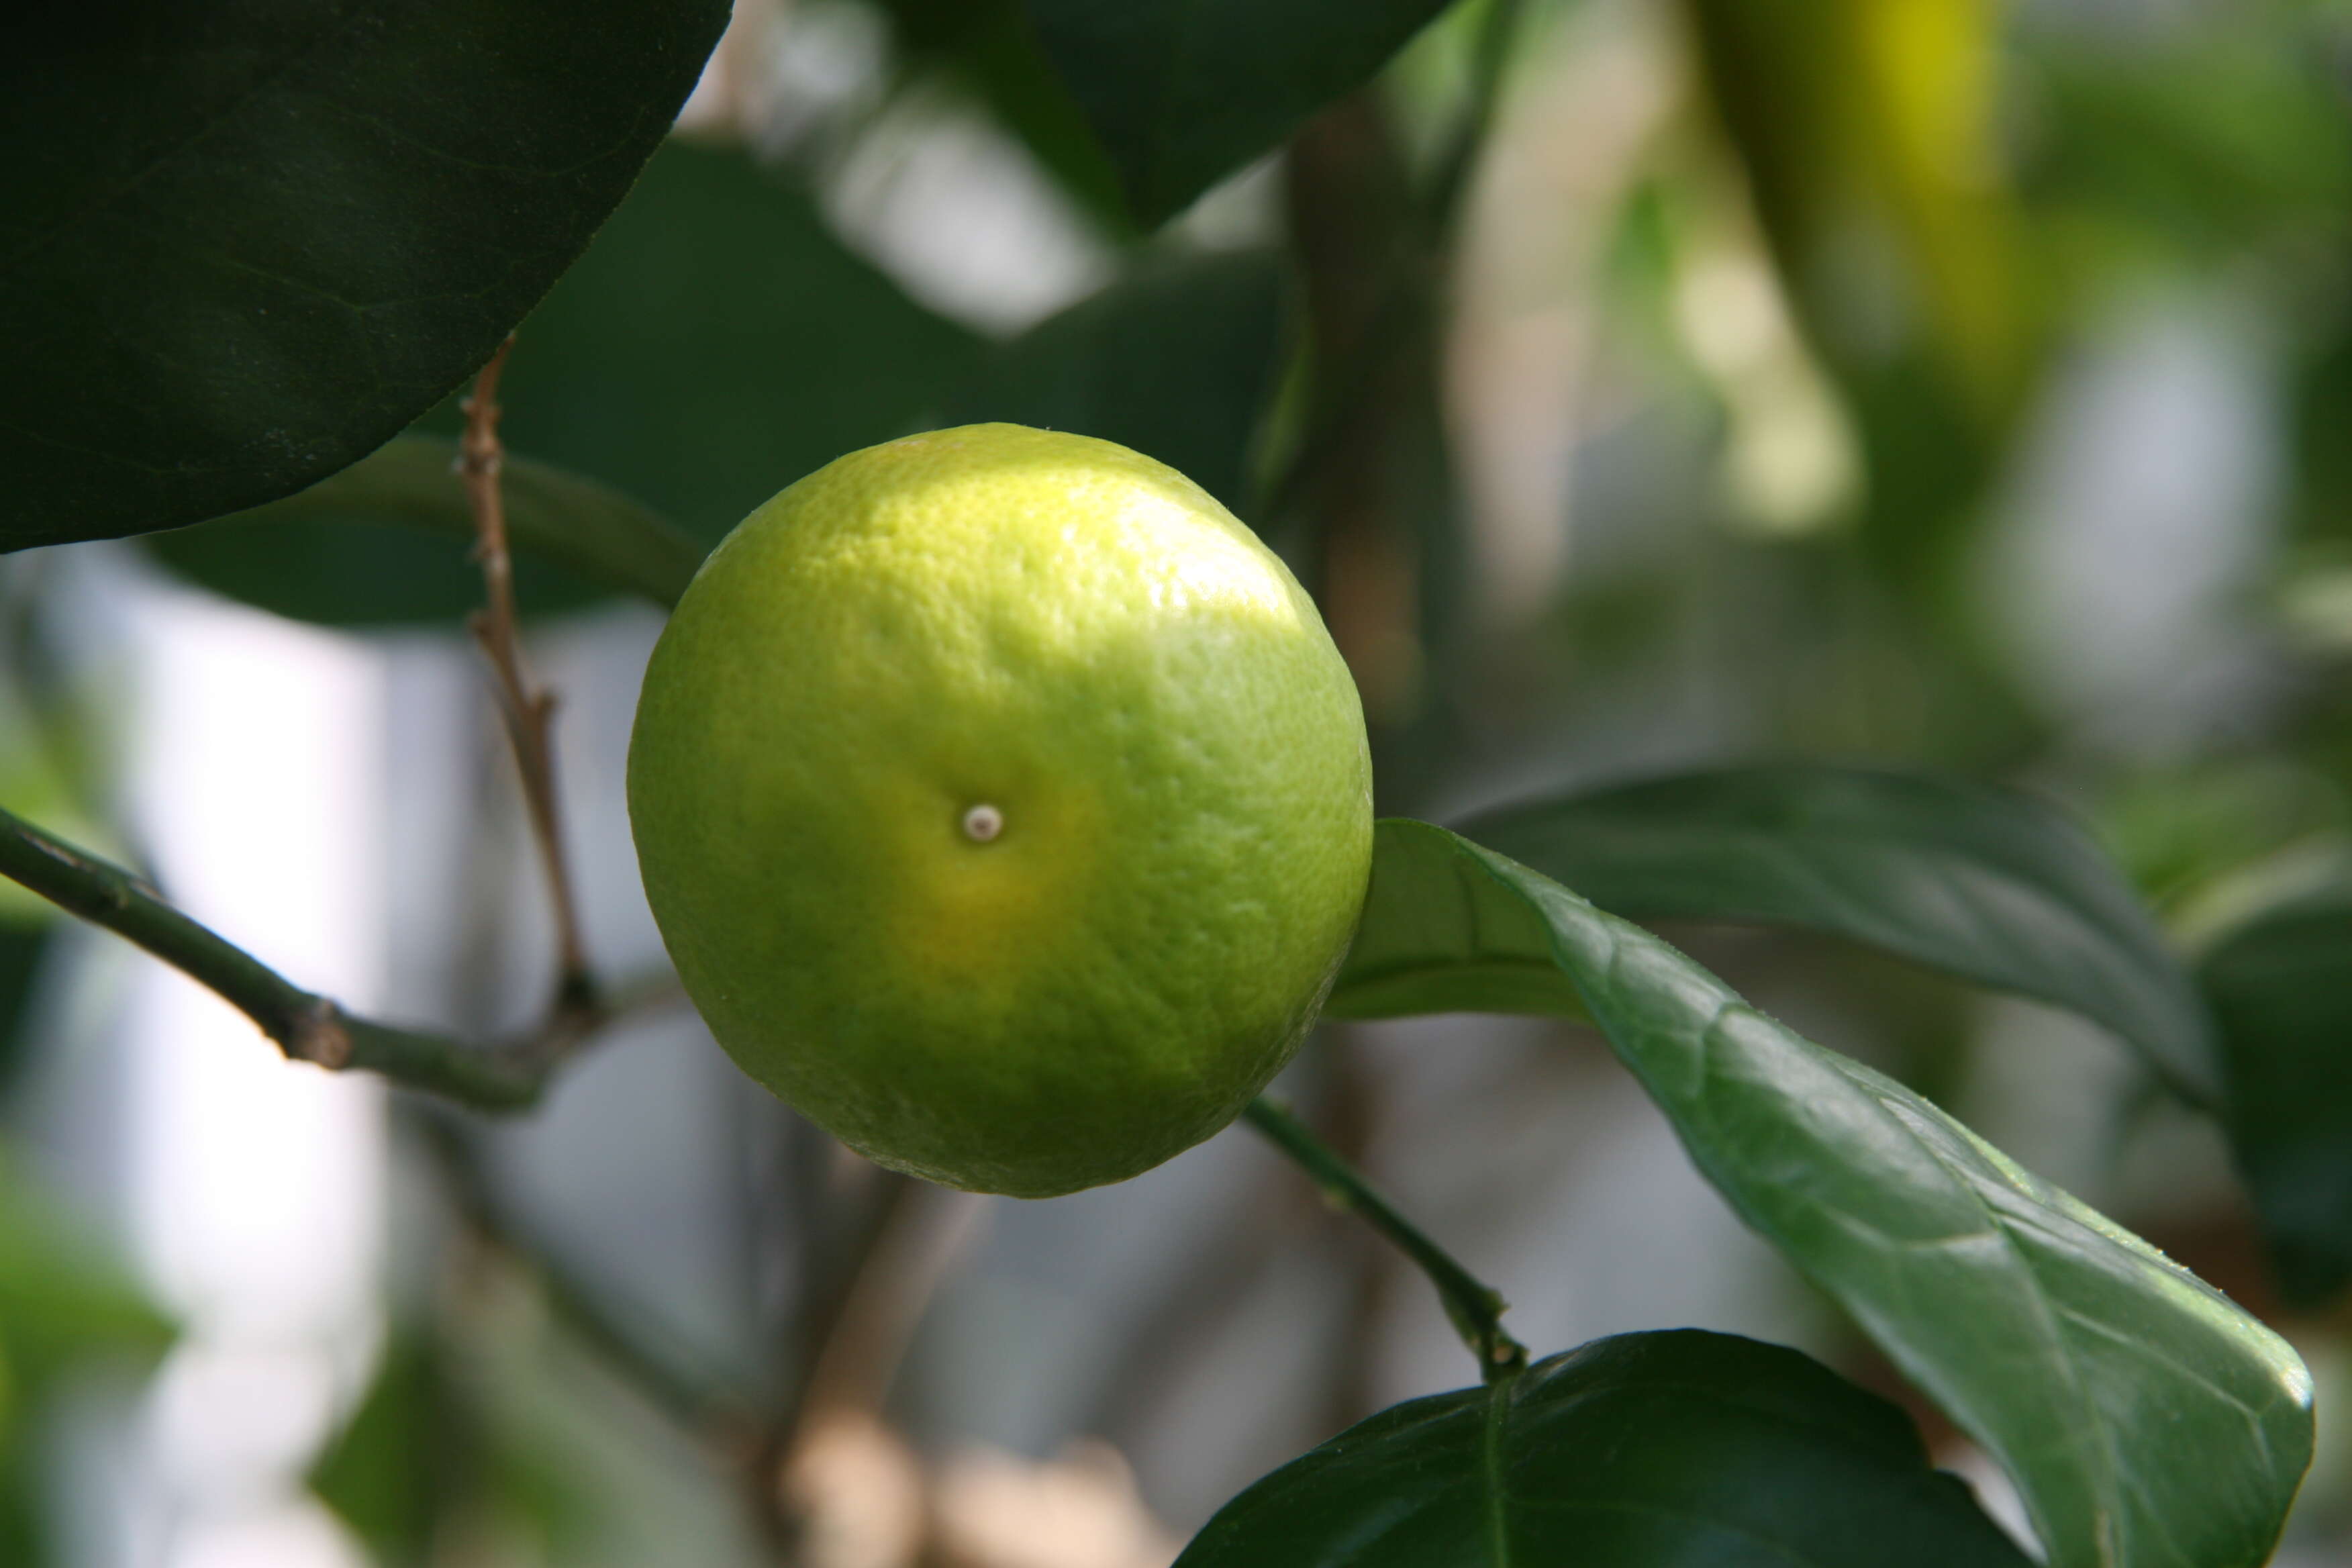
(1682, 0, 2036, 591)
(417, 140, 984, 553)
(313, 1327, 589, 1567)
(1020, 0, 1460, 227)
(2, 1, 729, 554)
(311, 1335, 453, 1568)
(2019, 23, 2352, 262)
(1685, 0, 2033, 420)
(948, 250, 1287, 512)
(0, 1156, 172, 1389)
(1332, 820, 2312, 1568)
(1444, 766, 2220, 1104)
(146, 438, 703, 627)
(2097, 763, 2349, 919)
(2198, 889, 2352, 1308)
(1179, 1329, 2030, 1566)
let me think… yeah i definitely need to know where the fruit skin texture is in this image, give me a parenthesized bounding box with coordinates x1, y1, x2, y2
(628, 424, 1373, 1197)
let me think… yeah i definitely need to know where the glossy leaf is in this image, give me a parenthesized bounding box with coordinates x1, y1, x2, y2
(414, 140, 983, 552)
(2198, 889, 2352, 1308)
(148, 142, 976, 628)
(1442, 767, 2220, 1104)
(3, 0, 730, 552)
(1021, 0, 1459, 226)
(1331, 820, 2312, 1568)
(147, 437, 703, 626)
(1180, 1329, 2030, 1567)
(948, 250, 1288, 512)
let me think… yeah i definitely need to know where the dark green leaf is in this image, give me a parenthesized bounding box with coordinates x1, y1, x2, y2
(0, 1451, 32, 1568)
(948, 250, 1287, 512)
(1444, 767, 2220, 1104)
(1179, 1329, 2030, 1567)
(146, 437, 703, 626)
(1332, 820, 2312, 1568)
(3, 0, 730, 553)
(311, 1334, 454, 1568)
(1020, 0, 1459, 226)
(0, 926, 48, 1107)
(147, 140, 975, 628)
(416, 140, 984, 552)
(2199, 889, 2352, 1308)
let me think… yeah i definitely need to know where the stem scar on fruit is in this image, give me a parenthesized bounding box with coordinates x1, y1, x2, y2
(961, 804, 1005, 843)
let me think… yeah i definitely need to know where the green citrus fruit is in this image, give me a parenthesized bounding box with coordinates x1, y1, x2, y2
(627, 424, 1372, 1197)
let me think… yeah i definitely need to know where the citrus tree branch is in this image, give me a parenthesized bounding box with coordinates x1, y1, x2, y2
(1244, 1095, 1527, 1381)
(0, 802, 665, 1110)
(459, 338, 596, 1012)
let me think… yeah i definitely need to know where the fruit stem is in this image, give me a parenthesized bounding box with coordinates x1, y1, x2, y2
(1244, 1095, 1528, 1383)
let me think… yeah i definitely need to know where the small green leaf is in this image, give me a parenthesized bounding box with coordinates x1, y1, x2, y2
(1448, 767, 2220, 1104)
(1179, 1329, 2030, 1566)
(1336, 821, 2312, 1568)
(414, 140, 985, 553)
(1020, 0, 1459, 226)
(949, 250, 1288, 512)
(146, 437, 704, 626)
(3, 0, 730, 552)
(2198, 889, 2352, 1308)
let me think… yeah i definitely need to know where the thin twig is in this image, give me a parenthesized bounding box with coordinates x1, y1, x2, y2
(1245, 1095, 1527, 1382)
(0, 803, 673, 1110)
(458, 338, 596, 1016)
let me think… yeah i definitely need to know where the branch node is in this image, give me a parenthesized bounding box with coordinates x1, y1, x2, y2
(287, 997, 354, 1071)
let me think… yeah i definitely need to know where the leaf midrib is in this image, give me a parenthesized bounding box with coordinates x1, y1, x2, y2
(1467, 837, 2120, 1568)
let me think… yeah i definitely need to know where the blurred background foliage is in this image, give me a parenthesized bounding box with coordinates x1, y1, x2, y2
(13, 0, 2352, 1562)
